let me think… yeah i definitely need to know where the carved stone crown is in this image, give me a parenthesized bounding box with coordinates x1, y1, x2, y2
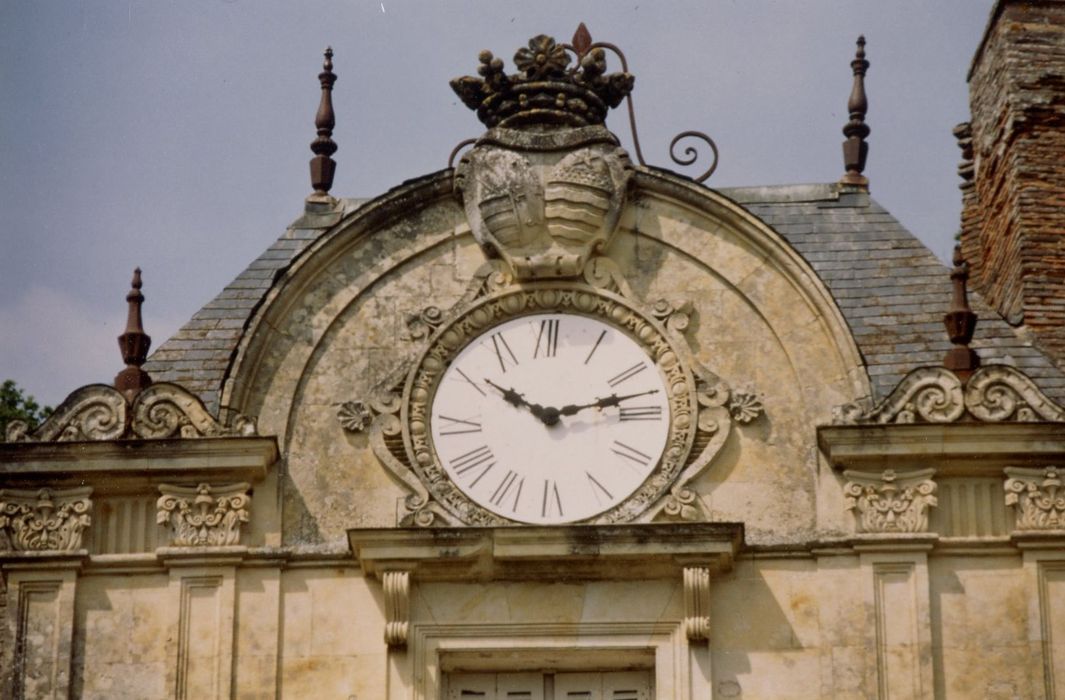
(450, 30, 634, 129)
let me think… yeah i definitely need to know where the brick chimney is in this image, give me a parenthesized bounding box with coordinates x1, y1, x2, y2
(958, 0, 1065, 365)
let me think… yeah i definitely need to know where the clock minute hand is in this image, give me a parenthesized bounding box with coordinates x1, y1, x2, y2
(558, 389, 660, 417)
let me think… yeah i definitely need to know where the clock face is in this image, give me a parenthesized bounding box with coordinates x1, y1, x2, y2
(428, 313, 672, 524)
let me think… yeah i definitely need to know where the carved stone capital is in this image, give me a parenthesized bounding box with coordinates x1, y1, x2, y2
(683, 566, 711, 641)
(383, 570, 411, 647)
(0, 487, 92, 552)
(843, 469, 938, 534)
(156, 482, 251, 547)
(1005, 466, 1065, 531)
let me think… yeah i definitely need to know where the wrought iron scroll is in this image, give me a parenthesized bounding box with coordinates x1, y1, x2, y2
(448, 138, 478, 168)
(563, 38, 719, 183)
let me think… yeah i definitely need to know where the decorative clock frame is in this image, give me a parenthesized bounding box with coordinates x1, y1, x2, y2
(339, 257, 762, 527)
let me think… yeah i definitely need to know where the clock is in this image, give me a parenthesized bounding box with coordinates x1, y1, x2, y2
(404, 285, 696, 526)
(429, 312, 672, 524)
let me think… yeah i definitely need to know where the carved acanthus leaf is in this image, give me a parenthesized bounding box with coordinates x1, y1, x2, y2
(1005, 466, 1065, 531)
(156, 482, 250, 547)
(832, 365, 1065, 425)
(4, 383, 257, 442)
(0, 487, 92, 552)
(843, 468, 938, 533)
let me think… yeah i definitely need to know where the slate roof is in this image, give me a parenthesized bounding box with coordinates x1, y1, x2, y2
(144, 178, 1065, 414)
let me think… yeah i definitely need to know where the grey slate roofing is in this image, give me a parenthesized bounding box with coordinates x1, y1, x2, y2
(144, 179, 1065, 414)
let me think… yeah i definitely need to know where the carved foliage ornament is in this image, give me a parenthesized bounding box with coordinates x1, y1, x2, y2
(156, 482, 251, 547)
(1005, 466, 1065, 531)
(843, 469, 938, 534)
(0, 487, 92, 552)
(4, 382, 257, 442)
(338, 258, 763, 528)
(832, 365, 1065, 425)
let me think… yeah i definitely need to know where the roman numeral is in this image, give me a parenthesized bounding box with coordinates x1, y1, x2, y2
(437, 414, 482, 435)
(533, 318, 560, 359)
(611, 440, 653, 467)
(584, 329, 607, 364)
(619, 405, 662, 422)
(450, 445, 494, 475)
(490, 469, 524, 511)
(607, 361, 647, 387)
(453, 367, 485, 396)
(489, 332, 519, 373)
(541, 479, 564, 518)
(586, 471, 614, 503)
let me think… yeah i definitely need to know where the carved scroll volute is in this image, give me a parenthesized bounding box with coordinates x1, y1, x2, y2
(843, 469, 938, 534)
(455, 128, 632, 280)
(0, 487, 93, 552)
(383, 570, 411, 647)
(683, 566, 711, 642)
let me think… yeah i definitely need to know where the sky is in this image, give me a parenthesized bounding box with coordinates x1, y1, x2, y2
(0, 0, 996, 408)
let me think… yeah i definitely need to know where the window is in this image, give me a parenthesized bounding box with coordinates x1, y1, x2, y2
(446, 671, 652, 700)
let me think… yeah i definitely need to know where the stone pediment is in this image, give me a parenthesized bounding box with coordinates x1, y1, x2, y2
(4, 382, 257, 443)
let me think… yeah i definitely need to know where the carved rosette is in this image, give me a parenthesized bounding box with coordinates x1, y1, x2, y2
(156, 482, 251, 547)
(833, 365, 1065, 425)
(454, 126, 632, 280)
(843, 469, 938, 534)
(0, 487, 92, 552)
(4, 382, 257, 442)
(1005, 466, 1065, 531)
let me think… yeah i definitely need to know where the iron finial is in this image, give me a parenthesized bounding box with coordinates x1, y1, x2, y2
(943, 245, 980, 379)
(839, 35, 870, 190)
(308, 46, 337, 203)
(115, 267, 153, 402)
(572, 23, 592, 58)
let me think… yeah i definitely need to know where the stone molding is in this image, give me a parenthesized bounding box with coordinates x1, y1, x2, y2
(843, 469, 938, 534)
(1005, 466, 1065, 531)
(4, 382, 257, 443)
(383, 570, 411, 647)
(0, 487, 92, 552)
(348, 523, 742, 582)
(833, 364, 1065, 425)
(157, 483, 251, 547)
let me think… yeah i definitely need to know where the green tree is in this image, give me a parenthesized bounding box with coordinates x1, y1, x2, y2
(1, 380, 53, 439)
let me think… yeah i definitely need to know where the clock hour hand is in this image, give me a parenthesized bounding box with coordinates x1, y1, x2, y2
(558, 389, 661, 417)
(483, 378, 563, 427)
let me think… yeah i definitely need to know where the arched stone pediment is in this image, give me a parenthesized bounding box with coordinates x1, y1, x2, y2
(221, 167, 870, 545)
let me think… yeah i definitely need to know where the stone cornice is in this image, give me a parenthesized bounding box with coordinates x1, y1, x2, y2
(818, 422, 1065, 476)
(348, 523, 743, 582)
(0, 436, 278, 493)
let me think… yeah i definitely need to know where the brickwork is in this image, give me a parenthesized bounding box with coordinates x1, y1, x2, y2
(961, 0, 1065, 364)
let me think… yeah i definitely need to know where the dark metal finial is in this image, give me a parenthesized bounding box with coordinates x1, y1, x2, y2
(839, 35, 870, 189)
(308, 47, 337, 202)
(115, 267, 153, 402)
(943, 245, 980, 379)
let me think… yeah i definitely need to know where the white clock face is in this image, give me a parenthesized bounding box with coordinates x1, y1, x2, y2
(429, 313, 671, 524)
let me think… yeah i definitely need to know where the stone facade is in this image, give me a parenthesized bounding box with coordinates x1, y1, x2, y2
(3, 12, 1065, 700)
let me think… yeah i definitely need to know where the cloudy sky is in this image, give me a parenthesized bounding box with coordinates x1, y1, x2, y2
(1, 0, 994, 408)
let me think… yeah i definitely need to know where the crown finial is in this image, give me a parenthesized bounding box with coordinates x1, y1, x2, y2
(115, 267, 153, 402)
(943, 245, 980, 379)
(839, 35, 870, 190)
(308, 47, 337, 203)
(450, 32, 633, 129)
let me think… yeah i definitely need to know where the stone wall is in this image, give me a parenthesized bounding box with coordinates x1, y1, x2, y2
(961, 0, 1065, 363)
